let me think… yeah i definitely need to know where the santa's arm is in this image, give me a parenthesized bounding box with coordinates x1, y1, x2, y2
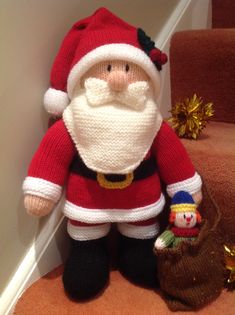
(152, 122, 202, 201)
(23, 120, 76, 215)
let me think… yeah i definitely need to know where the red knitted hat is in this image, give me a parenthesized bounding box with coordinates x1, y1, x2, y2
(44, 7, 167, 116)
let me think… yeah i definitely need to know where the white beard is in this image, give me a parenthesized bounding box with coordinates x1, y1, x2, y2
(63, 80, 162, 174)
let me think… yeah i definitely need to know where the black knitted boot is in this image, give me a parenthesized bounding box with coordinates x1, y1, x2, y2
(63, 237, 109, 300)
(118, 234, 158, 288)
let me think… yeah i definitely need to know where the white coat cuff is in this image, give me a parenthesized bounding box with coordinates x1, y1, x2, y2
(23, 176, 62, 202)
(166, 172, 202, 197)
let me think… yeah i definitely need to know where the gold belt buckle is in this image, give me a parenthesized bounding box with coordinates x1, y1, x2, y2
(97, 172, 134, 189)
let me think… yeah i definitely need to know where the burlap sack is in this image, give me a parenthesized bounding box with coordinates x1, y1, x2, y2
(155, 184, 225, 311)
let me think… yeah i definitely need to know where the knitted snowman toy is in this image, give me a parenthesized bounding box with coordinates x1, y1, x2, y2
(154, 191, 202, 249)
(23, 8, 202, 300)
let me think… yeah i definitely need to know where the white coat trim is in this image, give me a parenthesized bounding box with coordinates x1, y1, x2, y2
(166, 172, 202, 197)
(67, 222, 111, 241)
(67, 43, 161, 99)
(22, 177, 62, 202)
(63, 194, 165, 223)
(117, 221, 160, 239)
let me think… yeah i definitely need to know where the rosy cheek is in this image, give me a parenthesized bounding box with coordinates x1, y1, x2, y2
(128, 71, 149, 84)
(179, 218, 185, 223)
(97, 72, 109, 80)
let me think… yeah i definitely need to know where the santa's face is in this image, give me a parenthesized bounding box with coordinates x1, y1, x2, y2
(80, 60, 150, 88)
(63, 60, 162, 174)
(174, 212, 197, 228)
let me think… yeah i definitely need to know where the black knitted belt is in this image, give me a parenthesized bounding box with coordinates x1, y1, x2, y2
(70, 155, 157, 186)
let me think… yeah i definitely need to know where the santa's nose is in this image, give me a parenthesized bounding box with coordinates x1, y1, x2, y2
(107, 70, 128, 92)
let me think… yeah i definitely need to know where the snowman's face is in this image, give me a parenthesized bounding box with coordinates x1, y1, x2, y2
(174, 212, 197, 228)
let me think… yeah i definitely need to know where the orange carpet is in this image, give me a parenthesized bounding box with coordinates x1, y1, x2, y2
(14, 265, 235, 315)
(170, 29, 235, 124)
(182, 121, 235, 243)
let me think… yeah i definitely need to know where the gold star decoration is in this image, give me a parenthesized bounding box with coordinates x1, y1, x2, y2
(224, 244, 235, 287)
(168, 94, 214, 140)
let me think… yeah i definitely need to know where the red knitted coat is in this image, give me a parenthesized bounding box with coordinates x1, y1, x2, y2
(23, 119, 201, 225)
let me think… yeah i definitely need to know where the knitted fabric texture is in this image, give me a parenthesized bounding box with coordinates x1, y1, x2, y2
(170, 190, 196, 212)
(23, 119, 202, 230)
(118, 235, 158, 288)
(84, 79, 149, 109)
(154, 184, 224, 311)
(157, 228, 199, 248)
(44, 7, 167, 116)
(67, 218, 160, 241)
(171, 226, 199, 237)
(79, 60, 150, 89)
(62, 83, 162, 175)
(24, 195, 54, 216)
(62, 237, 110, 300)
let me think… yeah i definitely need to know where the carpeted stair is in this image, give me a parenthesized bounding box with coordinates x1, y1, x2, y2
(170, 28, 235, 244)
(212, 0, 235, 28)
(14, 2, 235, 314)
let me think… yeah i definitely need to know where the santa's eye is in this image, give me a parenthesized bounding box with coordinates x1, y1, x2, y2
(183, 214, 186, 219)
(125, 64, 130, 72)
(191, 214, 193, 218)
(107, 64, 112, 72)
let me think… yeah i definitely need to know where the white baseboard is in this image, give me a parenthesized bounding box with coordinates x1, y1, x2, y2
(0, 200, 70, 315)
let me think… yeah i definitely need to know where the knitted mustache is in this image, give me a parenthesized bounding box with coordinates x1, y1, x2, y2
(84, 78, 150, 110)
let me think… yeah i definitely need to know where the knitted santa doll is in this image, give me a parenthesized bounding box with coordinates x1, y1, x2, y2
(154, 191, 202, 249)
(23, 8, 202, 300)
